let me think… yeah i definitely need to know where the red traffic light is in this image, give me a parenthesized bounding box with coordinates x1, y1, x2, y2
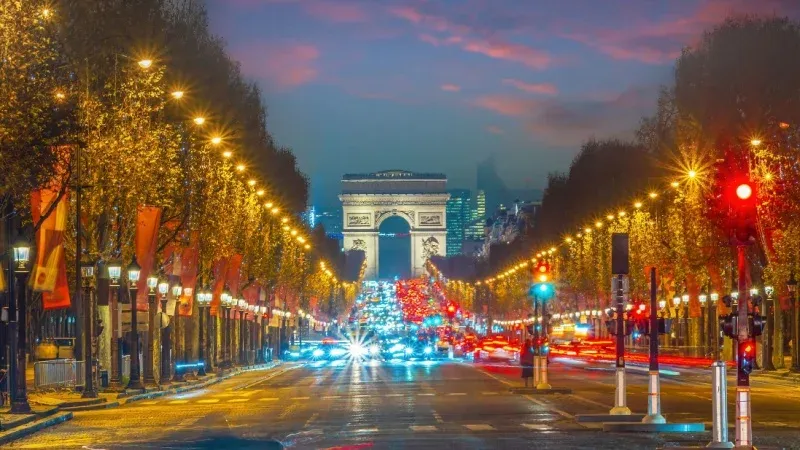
(736, 183, 753, 200)
(447, 305, 455, 313)
(533, 261, 551, 283)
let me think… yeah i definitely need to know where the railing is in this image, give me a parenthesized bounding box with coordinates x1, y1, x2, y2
(33, 359, 85, 390)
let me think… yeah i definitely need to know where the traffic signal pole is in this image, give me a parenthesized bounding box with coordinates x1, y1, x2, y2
(642, 267, 665, 423)
(610, 274, 631, 415)
(735, 244, 753, 448)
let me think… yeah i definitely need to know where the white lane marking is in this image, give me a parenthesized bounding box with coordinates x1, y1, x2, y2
(353, 428, 379, 433)
(386, 393, 403, 397)
(464, 424, 495, 431)
(432, 411, 444, 423)
(481, 392, 499, 395)
(524, 395, 574, 419)
(197, 399, 220, 404)
(418, 393, 435, 396)
(305, 412, 319, 428)
(523, 423, 552, 430)
(447, 392, 467, 396)
(178, 417, 199, 427)
(410, 425, 438, 432)
(323, 395, 341, 399)
(168, 400, 189, 404)
(351, 394, 372, 399)
(472, 365, 574, 420)
(260, 397, 279, 402)
(140, 400, 159, 405)
(227, 398, 249, 403)
(291, 396, 311, 400)
(567, 393, 613, 410)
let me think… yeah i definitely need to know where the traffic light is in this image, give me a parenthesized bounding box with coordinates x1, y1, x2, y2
(749, 313, 765, 337)
(720, 313, 738, 339)
(533, 261, 551, 283)
(707, 146, 759, 243)
(739, 339, 755, 375)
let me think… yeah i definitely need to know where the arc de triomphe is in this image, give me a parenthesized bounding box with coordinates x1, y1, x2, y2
(340, 170, 449, 279)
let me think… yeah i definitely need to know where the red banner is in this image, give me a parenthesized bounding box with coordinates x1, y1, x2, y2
(226, 254, 243, 297)
(30, 184, 70, 310)
(178, 232, 199, 317)
(135, 206, 162, 311)
(210, 257, 229, 317)
(242, 282, 260, 321)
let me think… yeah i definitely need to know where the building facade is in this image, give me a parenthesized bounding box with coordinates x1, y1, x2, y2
(446, 189, 471, 256)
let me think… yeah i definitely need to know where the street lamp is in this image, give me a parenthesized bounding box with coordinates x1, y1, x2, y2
(196, 286, 212, 376)
(143, 276, 159, 387)
(788, 273, 799, 372)
(170, 281, 183, 382)
(157, 280, 169, 385)
(699, 288, 708, 355)
(126, 256, 144, 390)
(9, 238, 32, 413)
(80, 260, 99, 398)
(106, 259, 124, 390)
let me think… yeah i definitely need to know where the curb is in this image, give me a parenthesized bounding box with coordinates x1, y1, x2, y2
(61, 401, 120, 411)
(602, 422, 705, 433)
(0, 411, 73, 446)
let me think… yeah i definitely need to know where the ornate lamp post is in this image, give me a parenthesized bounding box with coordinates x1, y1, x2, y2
(157, 280, 170, 386)
(710, 291, 720, 359)
(81, 261, 98, 398)
(699, 289, 708, 356)
(788, 273, 799, 372)
(170, 282, 183, 382)
(681, 290, 690, 351)
(221, 286, 232, 366)
(764, 286, 776, 371)
(196, 287, 212, 376)
(237, 299, 247, 365)
(9, 239, 32, 413)
(126, 257, 144, 390)
(143, 276, 158, 387)
(107, 260, 123, 390)
(671, 295, 681, 347)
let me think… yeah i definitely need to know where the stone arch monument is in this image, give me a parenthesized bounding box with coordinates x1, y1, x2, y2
(340, 170, 449, 279)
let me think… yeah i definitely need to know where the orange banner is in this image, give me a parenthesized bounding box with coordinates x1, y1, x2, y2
(226, 254, 243, 297)
(242, 282, 260, 321)
(135, 206, 162, 311)
(30, 187, 71, 310)
(210, 257, 228, 316)
(178, 232, 199, 317)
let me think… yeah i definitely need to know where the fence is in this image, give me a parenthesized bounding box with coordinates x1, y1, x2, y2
(33, 359, 84, 390)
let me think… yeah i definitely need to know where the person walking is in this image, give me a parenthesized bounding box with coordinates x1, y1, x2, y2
(520, 339, 534, 387)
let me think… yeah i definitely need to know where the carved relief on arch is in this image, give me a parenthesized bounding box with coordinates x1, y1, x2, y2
(374, 209, 415, 228)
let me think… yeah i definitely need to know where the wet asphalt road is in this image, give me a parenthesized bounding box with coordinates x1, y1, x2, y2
(8, 358, 800, 449)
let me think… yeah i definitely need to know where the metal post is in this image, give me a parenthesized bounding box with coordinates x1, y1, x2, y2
(82, 282, 98, 397)
(536, 300, 551, 389)
(127, 284, 143, 390)
(708, 361, 733, 448)
(159, 296, 171, 386)
(197, 305, 207, 376)
(793, 288, 800, 372)
(109, 287, 123, 390)
(763, 294, 775, 371)
(735, 245, 752, 448)
(643, 267, 665, 424)
(610, 274, 631, 415)
(10, 270, 31, 413)
(143, 291, 156, 386)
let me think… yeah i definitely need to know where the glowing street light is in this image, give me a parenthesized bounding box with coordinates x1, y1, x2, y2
(210, 136, 222, 145)
(137, 59, 153, 69)
(193, 116, 206, 125)
(736, 183, 753, 200)
(171, 90, 184, 100)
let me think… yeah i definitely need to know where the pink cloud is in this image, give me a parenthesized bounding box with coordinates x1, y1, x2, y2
(486, 125, 505, 135)
(391, 5, 552, 70)
(474, 95, 536, 117)
(233, 42, 320, 89)
(441, 84, 461, 92)
(564, 0, 799, 64)
(503, 79, 558, 95)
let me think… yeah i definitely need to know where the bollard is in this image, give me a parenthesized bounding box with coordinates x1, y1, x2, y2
(642, 370, 665, 424)
(735, 386, 753, 448)
(610, 367, 631, 415)
(708, 361, 733, 448)
(536, 356, 551, 390)
(533, 356, 541, 387)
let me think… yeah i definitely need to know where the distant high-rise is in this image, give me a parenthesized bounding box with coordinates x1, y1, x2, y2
(466, 190, 486, 240)
(446, 189, 471, 256)
(476, 155, 543, 212)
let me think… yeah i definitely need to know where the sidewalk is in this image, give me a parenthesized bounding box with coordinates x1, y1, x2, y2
(0, 361, 282, 445)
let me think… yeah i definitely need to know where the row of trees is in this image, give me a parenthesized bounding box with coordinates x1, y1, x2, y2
(430, 16, 800, 356)
(1, 1, 357, 322)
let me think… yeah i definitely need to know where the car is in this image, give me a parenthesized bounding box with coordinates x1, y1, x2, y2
(312, 338, 349, 360)
(473, 336, 520, 362)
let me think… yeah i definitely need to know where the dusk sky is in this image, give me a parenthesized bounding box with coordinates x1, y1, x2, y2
(206, 0, 798, 207)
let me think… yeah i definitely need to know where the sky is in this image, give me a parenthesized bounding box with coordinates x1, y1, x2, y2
(205, 0, 799, 207)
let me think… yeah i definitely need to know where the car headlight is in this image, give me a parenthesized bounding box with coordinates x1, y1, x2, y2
(312, 349, 324, 357)
(423, 346, 433, 355)
(349, 343, 367, 357)
(330, 348, 347, 357)
(404, 347, 413, 355)
(369, 344, 380, 355)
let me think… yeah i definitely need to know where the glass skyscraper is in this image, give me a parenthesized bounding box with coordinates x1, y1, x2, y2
(466, 190, 486, 240)
(446, 189, 471, 256)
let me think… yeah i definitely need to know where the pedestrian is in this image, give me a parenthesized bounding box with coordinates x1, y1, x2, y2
(521, 338, 534, 387)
